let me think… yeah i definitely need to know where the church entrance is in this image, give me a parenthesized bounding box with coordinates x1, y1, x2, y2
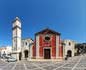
(67, 50, 72, 57)
(24, 50, 28, 60)
(44, 48, 51, 59)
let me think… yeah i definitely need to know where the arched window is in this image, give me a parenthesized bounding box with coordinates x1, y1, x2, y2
(69, 42, 71, 46)
(25, 42, 27, 46)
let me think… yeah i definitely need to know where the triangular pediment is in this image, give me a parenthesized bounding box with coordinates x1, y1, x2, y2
(35, 28, 60, 35)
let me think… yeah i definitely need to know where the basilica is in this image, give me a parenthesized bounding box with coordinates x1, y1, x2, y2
(11, 17, 76, 61)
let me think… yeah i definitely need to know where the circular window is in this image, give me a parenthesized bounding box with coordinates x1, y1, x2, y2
(45, 36, 50, 41)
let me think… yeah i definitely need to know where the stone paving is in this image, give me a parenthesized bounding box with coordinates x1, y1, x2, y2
(0, 55, 86, 70)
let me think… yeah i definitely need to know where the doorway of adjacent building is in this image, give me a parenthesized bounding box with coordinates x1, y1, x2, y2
(44, 48, 51, 59)
(24, 50, 28, 59)
(67, 50, 72, 57)
(19, 52, 22, 60)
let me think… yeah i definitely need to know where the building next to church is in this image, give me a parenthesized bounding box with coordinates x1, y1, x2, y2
(21, 38, 33, 60)
(12, 17, 22, 60)
(12, 17, 33, 60)
(11, 17, 76, 61)
(0, 46, 12, 57)
(63, 40, 76, 57)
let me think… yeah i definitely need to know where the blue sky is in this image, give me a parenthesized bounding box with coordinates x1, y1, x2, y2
(0, 0, 86, 46)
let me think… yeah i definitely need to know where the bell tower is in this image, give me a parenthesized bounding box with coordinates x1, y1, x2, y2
(12, 17, 22, 60)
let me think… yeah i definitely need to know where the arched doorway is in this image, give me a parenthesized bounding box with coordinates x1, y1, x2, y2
(67, 50, 72, 57)
(19, 52, 22, 60)
(24, 50, 28, 59)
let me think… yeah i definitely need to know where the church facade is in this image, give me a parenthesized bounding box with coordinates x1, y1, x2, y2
(11, 17, 76, 61)
(32, 28, 63, 59)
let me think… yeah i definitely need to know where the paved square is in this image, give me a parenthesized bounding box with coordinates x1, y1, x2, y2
(0, 55, 86, 70)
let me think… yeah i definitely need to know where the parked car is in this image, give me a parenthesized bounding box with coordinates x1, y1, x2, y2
(5, 55, 11, 59)
(7, 57, 17, 62)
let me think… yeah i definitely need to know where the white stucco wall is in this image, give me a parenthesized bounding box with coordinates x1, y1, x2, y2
(12, 17, 21, 52)
(0, 46, 12, 57)
(36, 35, 40, 58)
